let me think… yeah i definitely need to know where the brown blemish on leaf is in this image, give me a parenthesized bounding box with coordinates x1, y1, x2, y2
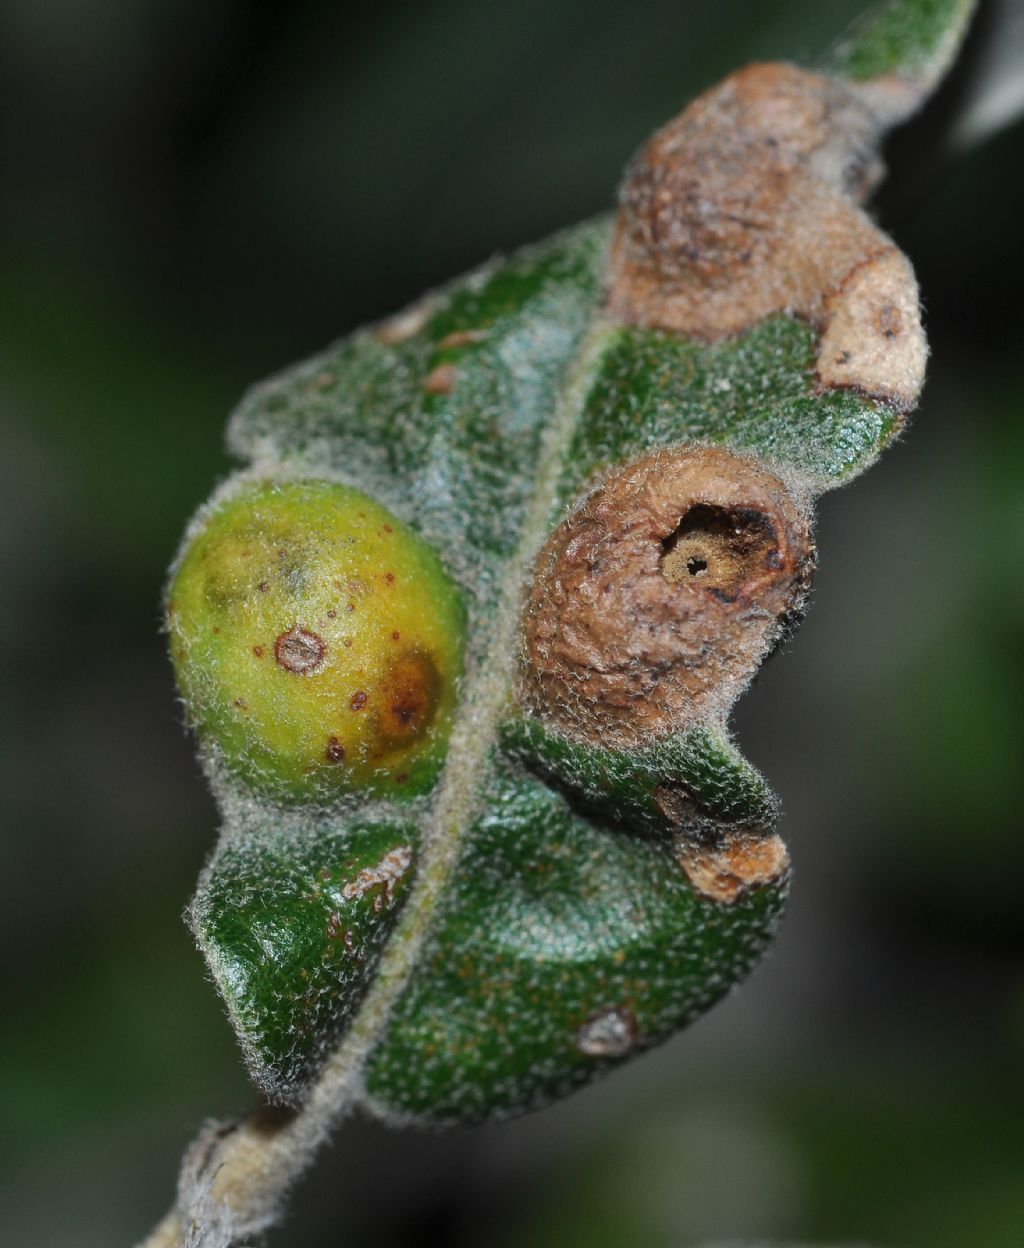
(350, 690, 368, 712)
(521, 447, 813, 747)
(437, 329, 486, 350)
(324, 736, 346, 764)
(607, 62, 925, 408)
(274, 627, 326, 675)
(422, 363, 458, 395)
(252, 645, 264, 659)
(374, 295, 435, 345)
(676, 832, 790, 904)
(375, 651, 442, 748)
(575, 1007, 638, 1058)
(341, 845, 414, 913)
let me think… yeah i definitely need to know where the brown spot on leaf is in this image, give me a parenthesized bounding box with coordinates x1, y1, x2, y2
(437, 329, 486, 349)
(607, 62, 925, 408)
(676, 832, 790, 904)
(325, 736, 346, 764)
(575, 1007, 638, 1058)
(252, 645, 264, 659)
(422, 363, 458, 395)
(521, 447, 813, 747)
(350, 690, 368, 712)
(374, 295, 435, 344)
(274, 627, 326, 675)
(341, 845, 414, 911)
(326, 912, 341, 940)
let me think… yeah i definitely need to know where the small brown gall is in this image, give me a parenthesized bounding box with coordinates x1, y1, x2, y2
(607, 62, 926, 408)
(520, 447, 813, 747)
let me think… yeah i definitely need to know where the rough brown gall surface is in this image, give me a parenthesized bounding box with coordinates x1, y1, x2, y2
(607, 62, 926, 407)
(520, 447, 814, 747)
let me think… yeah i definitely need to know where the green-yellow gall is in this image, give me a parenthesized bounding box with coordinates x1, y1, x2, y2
(167, 479, 465, 801)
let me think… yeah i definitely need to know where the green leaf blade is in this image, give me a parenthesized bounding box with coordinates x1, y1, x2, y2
(362, 756, 786, 1124)
(192, 810, 420, 1101)
(826, 0, 977, 102)
(560, 314, 900, 500)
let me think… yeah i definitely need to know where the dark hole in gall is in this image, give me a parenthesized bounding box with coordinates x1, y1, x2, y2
(660, 503, 778, 598)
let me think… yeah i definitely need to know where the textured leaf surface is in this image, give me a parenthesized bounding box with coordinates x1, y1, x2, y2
(167, 0, 976, 1128)
(828, 0, 975, 83)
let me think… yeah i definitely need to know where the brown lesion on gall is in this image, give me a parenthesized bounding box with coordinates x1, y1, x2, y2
(607, 62, 926, 409)
(274, 627, 326, 675)
(675, 832, 790, 904)
(375, 652, 442, 750)
(520, 447, 813, 748)
(815, 248, 925, 404)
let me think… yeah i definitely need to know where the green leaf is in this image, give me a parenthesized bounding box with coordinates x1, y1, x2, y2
(168, 0, 976, 1127)
(826, 0, 977, 116)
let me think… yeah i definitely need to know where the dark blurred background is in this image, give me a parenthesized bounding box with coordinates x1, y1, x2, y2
(2, 1, 1022, 1245)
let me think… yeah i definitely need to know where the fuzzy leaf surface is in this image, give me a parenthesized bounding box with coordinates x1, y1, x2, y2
(173, 0, 976, 1125)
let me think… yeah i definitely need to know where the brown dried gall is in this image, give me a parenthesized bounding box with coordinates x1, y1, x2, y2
(607, 62, 926, 409)
(520, 447, 813, 747)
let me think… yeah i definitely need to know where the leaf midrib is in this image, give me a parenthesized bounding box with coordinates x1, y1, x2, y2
(275, 314, 618, 1138)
